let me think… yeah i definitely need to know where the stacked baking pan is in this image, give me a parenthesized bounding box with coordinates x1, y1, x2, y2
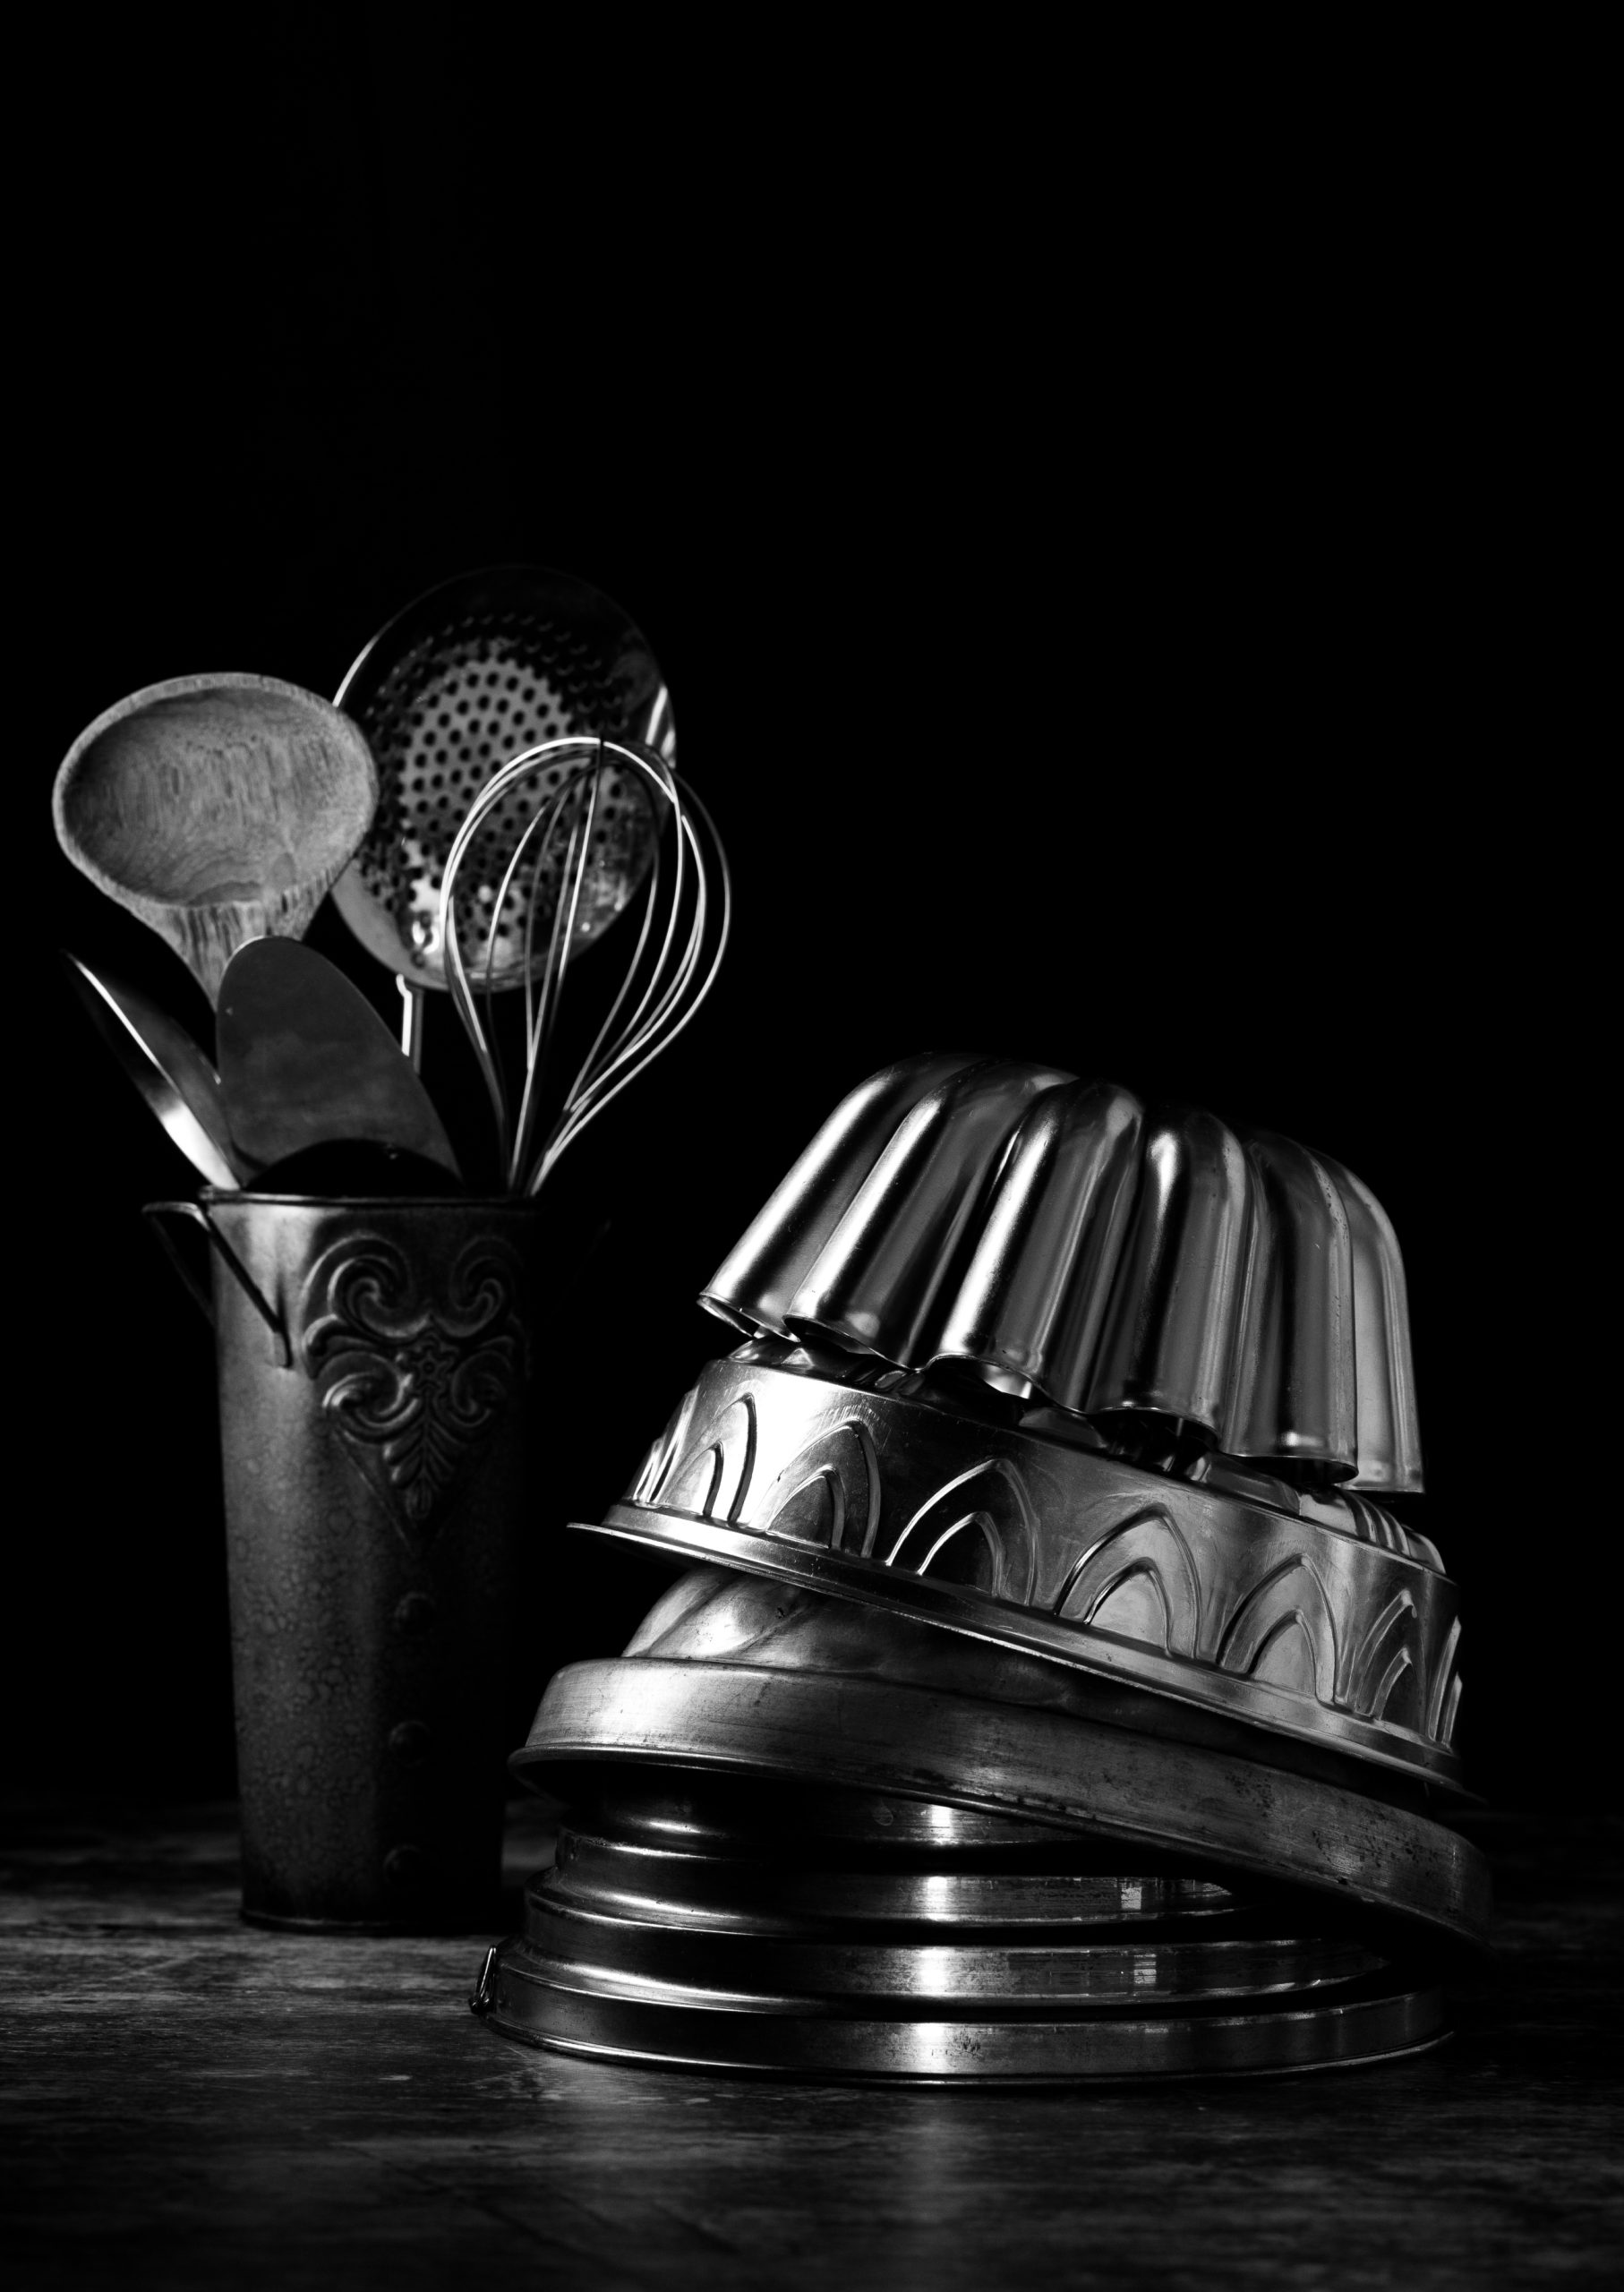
(475, 1055, 1489, 2082)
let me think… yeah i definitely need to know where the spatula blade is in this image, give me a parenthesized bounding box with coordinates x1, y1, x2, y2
(217, 940, 463, 1181)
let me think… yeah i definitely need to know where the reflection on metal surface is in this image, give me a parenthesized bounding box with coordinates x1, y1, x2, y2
(1084, 1104, 1252, 1431)
(1224, 1131, 1355, 1470)
(544, 1831, 1238, 1934)
(929, 1079, 1143, 1399)
(525, 1903, 1381, 2006)
(782, 1057, 1073, 1361)
(1319, 1150, 1424, 1492)
(483, 1956, 1448, 2082)
(702, 1055, 1423, 1492)
(585, 1353, 1461, 1784)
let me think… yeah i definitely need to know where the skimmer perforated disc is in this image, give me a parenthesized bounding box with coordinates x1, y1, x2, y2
(330, 566, 671, 990)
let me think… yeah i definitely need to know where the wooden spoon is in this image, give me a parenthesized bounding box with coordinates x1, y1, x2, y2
(54, 672, 379, 1004)
(216, 939, 462, 1182)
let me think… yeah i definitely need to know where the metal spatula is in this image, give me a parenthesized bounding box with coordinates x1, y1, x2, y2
(216, 940, 462, 1182)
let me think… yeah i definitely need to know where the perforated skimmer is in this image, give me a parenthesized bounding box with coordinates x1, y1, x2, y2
(329, 566, 673, 1052)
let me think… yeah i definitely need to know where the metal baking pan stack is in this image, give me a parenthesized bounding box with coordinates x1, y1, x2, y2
(474, 1054, 1490, 2082)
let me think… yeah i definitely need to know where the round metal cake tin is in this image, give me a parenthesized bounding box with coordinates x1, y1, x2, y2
(545, 1831, 1241, 1934)
(519, 1896, 1383, 2006)
(517, 1655, 1488, 1954)
(479, 1955, 1447, 2084)
(475, 1786, 1446, 2084)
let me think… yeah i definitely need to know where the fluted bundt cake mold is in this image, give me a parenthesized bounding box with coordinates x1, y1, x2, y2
(585, 1348, 1463, 1788)
(701, 1054, 1423, 1493)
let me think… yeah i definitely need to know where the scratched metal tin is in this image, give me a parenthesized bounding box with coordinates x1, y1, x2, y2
(474, 1773, 1440, 2082)
(513, 1568, 1492, 1955)
(476, 1961, 1447, 2083)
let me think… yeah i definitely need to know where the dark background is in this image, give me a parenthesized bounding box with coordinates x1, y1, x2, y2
(9, 19, 1587, 1810)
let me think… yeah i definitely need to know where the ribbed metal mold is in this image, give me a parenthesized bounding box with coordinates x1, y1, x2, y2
(701, 1054, 1423, 1492)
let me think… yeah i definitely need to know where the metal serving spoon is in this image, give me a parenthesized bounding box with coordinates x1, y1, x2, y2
(54, 672, 378, 1005)
(63, 952, 244, 1188)
(216, 939, 462, 1183)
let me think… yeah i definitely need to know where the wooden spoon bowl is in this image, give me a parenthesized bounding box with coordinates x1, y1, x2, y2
(54, 672, 378, 1003)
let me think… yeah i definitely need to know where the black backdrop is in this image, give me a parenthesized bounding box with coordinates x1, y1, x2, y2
(10, 19, 1586, 1810)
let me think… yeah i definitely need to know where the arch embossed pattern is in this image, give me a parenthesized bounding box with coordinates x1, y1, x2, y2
(598, 1354, 1466, 1787)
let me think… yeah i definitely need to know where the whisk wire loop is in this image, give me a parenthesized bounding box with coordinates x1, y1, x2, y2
(531, 776, 731, 1195)
(440, 736, 729, 1197)
(510, 760, 603, 1190)
(567, 821, 667, 1118)
(440, 857, 508, 1163)
(498, 774, 577, 1033)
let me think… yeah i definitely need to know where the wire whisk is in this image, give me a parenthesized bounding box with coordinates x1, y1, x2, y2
(440, 737, 731, 1196)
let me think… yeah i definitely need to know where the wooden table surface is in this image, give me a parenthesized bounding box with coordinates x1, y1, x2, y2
(2, 1801, 1620, 2290)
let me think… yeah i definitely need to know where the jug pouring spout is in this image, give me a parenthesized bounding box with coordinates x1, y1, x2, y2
(144, 1198, 291, 1367)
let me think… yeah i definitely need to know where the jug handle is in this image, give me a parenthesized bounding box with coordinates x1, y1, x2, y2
(143, 1202, 293, 1369)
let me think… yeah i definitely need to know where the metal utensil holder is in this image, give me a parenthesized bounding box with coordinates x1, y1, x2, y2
(146, 1191, 540, 1930)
